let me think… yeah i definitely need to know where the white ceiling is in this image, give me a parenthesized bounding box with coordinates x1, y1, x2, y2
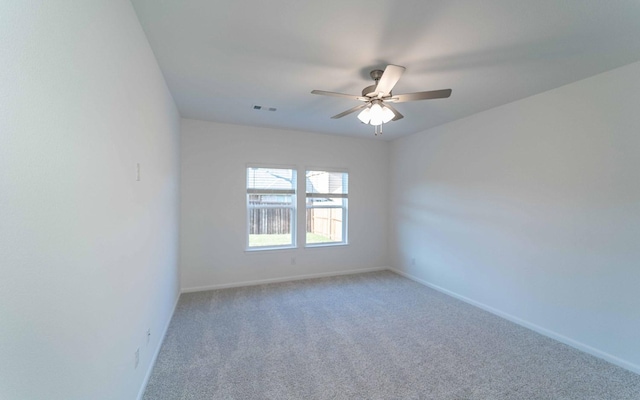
(131, 0, 640, 140)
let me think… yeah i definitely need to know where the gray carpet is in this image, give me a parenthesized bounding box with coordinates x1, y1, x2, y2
(143, 271, 640, 399)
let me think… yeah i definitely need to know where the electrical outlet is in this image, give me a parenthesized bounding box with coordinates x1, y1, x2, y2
(136, 163, 141, 181)
(147, 329, 151, 345)
(134, 348, 139, 369)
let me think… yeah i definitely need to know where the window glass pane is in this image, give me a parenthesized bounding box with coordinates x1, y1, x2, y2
(305, 170, 348, 246)
(306, 208, 343, 244)
(248, 167, 295, 190)
(306, 170, 348, 195)
(307, 196, 345, 207)
(247, 167, 296, 249)
(249, 208, 293, 247)
(249, 194, 293, 206)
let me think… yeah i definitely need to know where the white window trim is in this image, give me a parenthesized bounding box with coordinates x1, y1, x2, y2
(245, 165, 297, 251)
(304, 168, 349, 247)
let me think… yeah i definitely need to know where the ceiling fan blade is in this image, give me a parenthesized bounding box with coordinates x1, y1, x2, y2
(374, 65, 406, 96)
(331, 104, 367, 119)
(311, 90, 368, 101)
(390, 89, 452, 103)
(383, 103, 404, 121)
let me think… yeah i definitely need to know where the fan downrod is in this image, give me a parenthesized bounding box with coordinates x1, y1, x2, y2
(370, 69, 384, 81)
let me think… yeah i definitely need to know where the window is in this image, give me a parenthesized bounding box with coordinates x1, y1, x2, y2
(306, 170, 348, 246)
(247, 167, 296, 249)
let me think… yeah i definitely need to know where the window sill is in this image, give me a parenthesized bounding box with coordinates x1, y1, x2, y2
(245, 245, 297, 253)
(304, 242, 349, 249)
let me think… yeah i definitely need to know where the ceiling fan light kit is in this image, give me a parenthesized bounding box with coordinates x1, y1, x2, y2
(357, 100, 395, 125)
(312, 64, 452, 136)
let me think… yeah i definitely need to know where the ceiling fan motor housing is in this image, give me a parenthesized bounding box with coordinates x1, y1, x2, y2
(362, 85, 377, 97)
(362, 85, 391, 98)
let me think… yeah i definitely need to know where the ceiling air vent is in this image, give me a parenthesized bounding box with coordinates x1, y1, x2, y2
(252, 105, 277, 112)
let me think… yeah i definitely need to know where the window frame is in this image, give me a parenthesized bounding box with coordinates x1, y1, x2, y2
(304, 168, 349, 247)
(245, 165, 297, 251)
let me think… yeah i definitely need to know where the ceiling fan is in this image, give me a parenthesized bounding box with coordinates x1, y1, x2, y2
(311, 65, 452, 135)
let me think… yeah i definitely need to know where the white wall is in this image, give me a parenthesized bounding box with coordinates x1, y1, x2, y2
(390, 61, 640, 373)
(0, 2, 180, 399)
(180, 119, 389, 290)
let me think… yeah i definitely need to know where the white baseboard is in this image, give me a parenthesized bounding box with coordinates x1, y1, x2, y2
(181, 267, 387, 293)
(388, 267, 640, 376)
(136, 292, 181, 400)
